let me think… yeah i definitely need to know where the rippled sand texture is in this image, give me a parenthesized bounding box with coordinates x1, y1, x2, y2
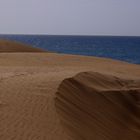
(0, 40, 140, 140)
(56, 72, 140, 140)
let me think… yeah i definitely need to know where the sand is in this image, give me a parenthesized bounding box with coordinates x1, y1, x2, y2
(0, 42, 140, 140)
(56, 72, 140, 140)
(0, 40, 45, 52)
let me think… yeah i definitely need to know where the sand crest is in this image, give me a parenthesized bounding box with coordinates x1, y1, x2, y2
(56, 72, 140, 140)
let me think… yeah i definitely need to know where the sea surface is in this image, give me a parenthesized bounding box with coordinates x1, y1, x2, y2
(0, 35, 140, 64)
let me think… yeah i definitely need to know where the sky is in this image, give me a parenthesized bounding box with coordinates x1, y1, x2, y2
(0, 0, 140, 36)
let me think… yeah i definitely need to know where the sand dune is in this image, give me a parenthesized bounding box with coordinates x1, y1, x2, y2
(0, 40, 45, 52)
(0, 50, 140, 139)
(56, 72, 140, 140)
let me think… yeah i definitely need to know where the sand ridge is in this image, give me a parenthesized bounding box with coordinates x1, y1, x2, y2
(56, 72, 140, 140)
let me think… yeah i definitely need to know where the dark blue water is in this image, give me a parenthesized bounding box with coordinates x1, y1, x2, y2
(0, 34, 140, 64)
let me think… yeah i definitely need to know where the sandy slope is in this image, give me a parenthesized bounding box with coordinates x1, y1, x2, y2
(56, 72, 140, 140)
(0, 40, 44, 52)
(0, 52, 140, 140)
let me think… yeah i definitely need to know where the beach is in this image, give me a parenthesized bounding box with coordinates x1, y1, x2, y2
(0, 41, 140, 139)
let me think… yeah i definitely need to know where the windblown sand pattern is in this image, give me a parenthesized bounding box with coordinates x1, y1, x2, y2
(0, 40, 140, 139)
(56, 72, 140, 140)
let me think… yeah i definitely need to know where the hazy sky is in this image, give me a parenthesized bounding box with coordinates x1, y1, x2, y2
(0, 0, 140, 36)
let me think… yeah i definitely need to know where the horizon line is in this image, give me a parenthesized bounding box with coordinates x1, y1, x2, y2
(0, 33, 140, 37)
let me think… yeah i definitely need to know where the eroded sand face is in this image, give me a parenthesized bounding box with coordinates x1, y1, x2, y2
(56, 72, 140, 140)
(0, 53, 140, 140)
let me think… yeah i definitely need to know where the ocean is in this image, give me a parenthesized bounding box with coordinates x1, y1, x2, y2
(0, 35, 140, 64)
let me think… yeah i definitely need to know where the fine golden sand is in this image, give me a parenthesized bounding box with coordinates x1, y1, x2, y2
(0, 41, 140, 140)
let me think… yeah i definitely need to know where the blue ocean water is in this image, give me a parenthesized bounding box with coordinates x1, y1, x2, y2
(0, 35, 140, 64)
